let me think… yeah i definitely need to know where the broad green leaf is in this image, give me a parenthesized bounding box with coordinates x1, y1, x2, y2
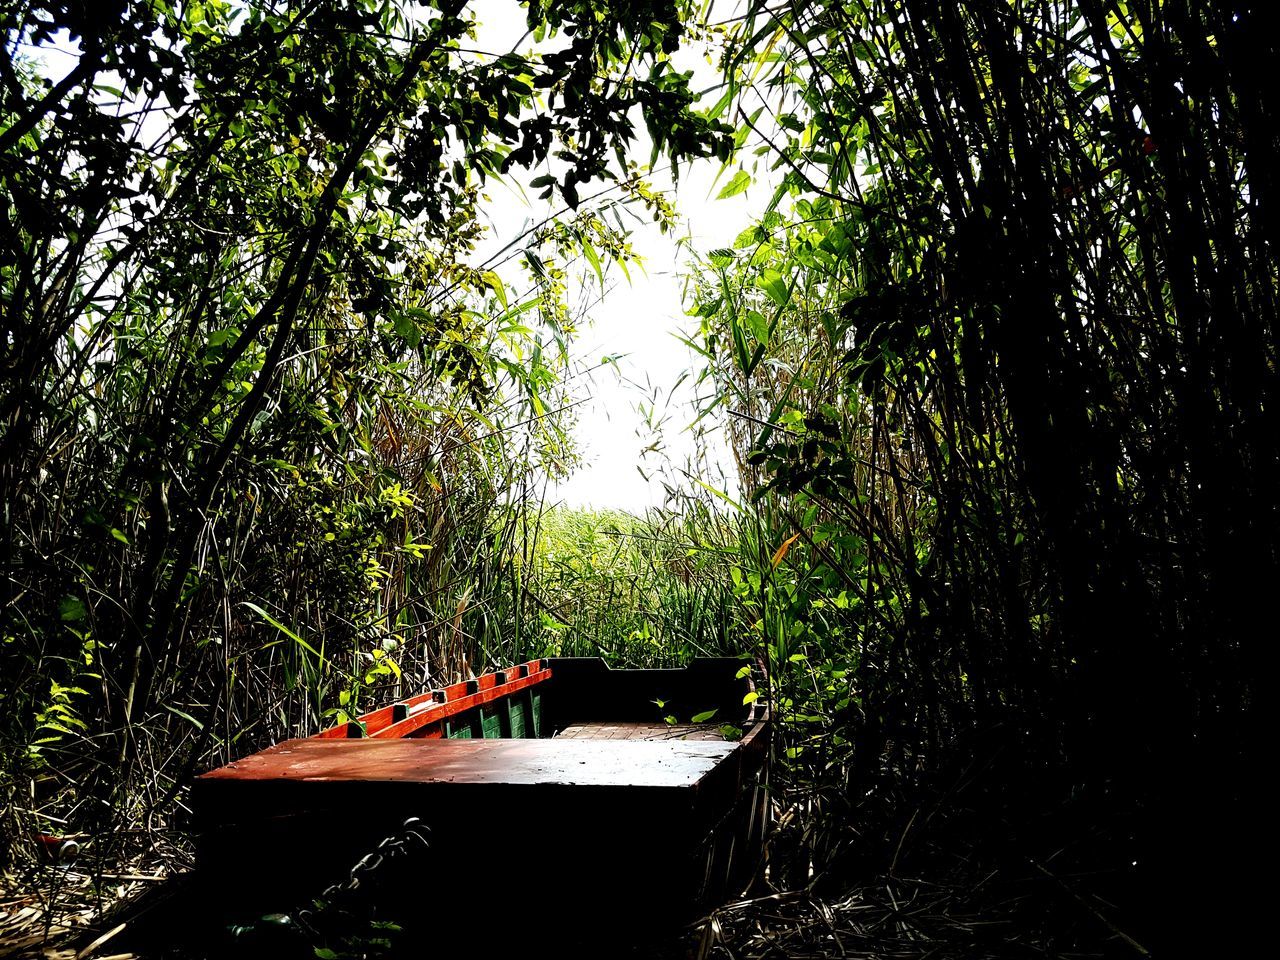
(59, 596, 86, 622)
(757, 270, 790, 307)
(717, 170, 752, 200)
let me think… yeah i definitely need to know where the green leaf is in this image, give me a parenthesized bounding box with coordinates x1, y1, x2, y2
(777, 113, 806, 133)
(581, 239, 603, 288)
(163, 704, 205, 731)
(693, 478, 744, 513)
(717, 169, 752, 200)
(705, 86, 733, 120)
(743, 690, 760, 705)
(744, 309, 769, 343)
(757, 270, 790, 307)
(691, 709, 718, 723)
(392, 312, 422, 347)
(59, 596, 86, 622)
(241, 601, 324, 661)
(482, 271, 508, 310)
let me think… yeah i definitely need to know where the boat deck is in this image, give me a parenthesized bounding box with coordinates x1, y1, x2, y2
(555, 721, 732, 741)
(197, 735, 739, 787)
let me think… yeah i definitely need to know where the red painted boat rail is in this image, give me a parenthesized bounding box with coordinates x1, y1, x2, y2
(312, 659, 550, 740)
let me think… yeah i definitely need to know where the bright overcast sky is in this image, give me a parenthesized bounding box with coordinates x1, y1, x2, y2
(472, 0, 768, 513)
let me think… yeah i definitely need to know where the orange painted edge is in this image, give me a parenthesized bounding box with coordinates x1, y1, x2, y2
(372, 668, 552, 739)
(312, 660, 548, 740)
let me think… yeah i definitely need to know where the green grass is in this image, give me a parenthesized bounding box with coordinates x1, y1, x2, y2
(509, 505, 743, 666)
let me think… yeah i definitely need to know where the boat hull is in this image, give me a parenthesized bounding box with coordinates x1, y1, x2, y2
(192, 658, 770, 930)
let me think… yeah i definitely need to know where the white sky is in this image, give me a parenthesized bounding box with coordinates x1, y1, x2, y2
(471, 0, 767, 513)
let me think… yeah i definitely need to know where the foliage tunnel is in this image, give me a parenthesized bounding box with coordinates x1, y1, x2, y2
(1, 0, 1274, 954)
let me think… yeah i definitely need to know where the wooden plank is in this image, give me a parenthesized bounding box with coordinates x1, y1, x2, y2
(193, 769, 716, 933)
(198, 737, 737, 789)
(509, 694, 526, 738)
(480, 705, 502, 739)
(446, 712, 472, 738)
(556, 722, 732, 742)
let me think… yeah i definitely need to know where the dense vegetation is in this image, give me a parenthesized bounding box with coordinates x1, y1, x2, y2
(682, 2, 1274, 953)
(0, 0, 729, 907)
(3, 0, 1273, 956)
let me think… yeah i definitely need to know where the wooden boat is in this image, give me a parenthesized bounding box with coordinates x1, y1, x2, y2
(193, 657, 769, 932)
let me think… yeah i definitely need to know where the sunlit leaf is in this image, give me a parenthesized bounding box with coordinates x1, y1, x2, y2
(717, 169, 752, 199)
(771, 532, 802, 568)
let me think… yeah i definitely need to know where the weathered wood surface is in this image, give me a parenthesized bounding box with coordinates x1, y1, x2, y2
(555, 721, 732, 741)
(199, 735, 737, 787)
